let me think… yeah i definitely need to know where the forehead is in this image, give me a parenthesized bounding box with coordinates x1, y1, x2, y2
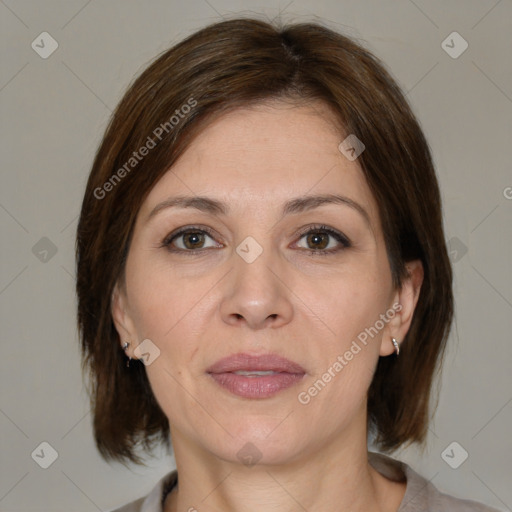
(139, 101, 379, 225)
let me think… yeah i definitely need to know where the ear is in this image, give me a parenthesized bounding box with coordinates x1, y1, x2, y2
(111, 281, 138, 358)
(380, 259, 424, 356)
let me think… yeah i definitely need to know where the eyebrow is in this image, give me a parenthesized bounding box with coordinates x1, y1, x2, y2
(146, 193, 371, 227)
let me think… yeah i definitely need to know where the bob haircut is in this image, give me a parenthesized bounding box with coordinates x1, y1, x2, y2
(76, 17, 453, 465)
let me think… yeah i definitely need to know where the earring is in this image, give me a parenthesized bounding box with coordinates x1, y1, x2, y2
(122, 341, 131, 367)
(391, 338, 400, 356)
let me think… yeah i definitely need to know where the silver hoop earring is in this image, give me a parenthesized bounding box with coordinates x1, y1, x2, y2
(122, 341, 131, 367)
(392, 338, 400, 356)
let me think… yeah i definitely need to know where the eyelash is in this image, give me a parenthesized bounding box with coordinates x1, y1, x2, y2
(160, 224, 351, 257)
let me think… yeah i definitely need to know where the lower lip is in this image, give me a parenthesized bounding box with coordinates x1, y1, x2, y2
(209, 372, 305, 399)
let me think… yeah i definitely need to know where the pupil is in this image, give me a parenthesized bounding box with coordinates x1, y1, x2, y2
(308, 233, 327, 250)
(185, 232, 203, 249)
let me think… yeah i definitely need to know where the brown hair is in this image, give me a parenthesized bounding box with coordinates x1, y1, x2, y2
(76, 17, 453, 465)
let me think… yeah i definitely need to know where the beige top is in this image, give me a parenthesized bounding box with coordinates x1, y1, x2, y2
(109, 451, 501, 512)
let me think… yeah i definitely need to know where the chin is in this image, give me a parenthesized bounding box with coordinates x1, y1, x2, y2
(210, 416, 307, 467)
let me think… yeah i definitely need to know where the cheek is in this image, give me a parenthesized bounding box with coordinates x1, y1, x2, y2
(298, 266, 391, 399)
(125, 253, 211, 392)
(315, 267, 391, 345)
(126, 252, 201, 340)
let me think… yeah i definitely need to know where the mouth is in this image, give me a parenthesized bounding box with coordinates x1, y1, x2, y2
(230, 370, 282, 376)
(206, 353, 306, 399)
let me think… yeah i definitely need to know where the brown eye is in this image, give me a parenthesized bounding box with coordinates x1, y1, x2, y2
(295, 225, 351, 255)
(181, 231, 206, 249)
(162, 226, 221, 253)
(304, 232, 330, 250)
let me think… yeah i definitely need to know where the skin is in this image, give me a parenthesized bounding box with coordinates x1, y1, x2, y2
(112, 100, 423, 512)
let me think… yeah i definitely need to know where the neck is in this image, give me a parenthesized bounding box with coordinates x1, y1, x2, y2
(164, 420, 405, 512)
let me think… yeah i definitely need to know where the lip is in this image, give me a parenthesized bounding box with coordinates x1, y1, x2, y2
(207, 353, 306, 374)
(207, 353, 306, 399)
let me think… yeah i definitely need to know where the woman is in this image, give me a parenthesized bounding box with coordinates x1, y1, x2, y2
(76, 18, 500, 512)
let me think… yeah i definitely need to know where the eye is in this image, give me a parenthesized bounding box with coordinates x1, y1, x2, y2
(161, 225, 222, 253)
(160, 224, 351, 256)
(294, 225, 351, 256)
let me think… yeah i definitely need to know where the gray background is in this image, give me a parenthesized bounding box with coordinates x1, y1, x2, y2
(1, 0, 511, 511)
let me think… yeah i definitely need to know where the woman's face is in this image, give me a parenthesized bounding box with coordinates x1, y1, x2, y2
(112, 101, 420, 465)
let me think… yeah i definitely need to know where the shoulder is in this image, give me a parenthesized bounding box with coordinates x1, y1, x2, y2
(404, 465, 502, 512)
(368, 451, 502, 512)
(107, 470, 177, 512)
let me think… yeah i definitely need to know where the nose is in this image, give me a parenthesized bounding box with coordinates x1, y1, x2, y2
(219, 244, 294, 330)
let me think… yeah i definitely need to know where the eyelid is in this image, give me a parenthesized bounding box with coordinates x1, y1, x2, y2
(161, 224, 222, 249)
(161, 223, 351, 254)
(293, 224, 351, 246)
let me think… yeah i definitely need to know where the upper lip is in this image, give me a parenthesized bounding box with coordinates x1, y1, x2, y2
(207, 353, 306, 374)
